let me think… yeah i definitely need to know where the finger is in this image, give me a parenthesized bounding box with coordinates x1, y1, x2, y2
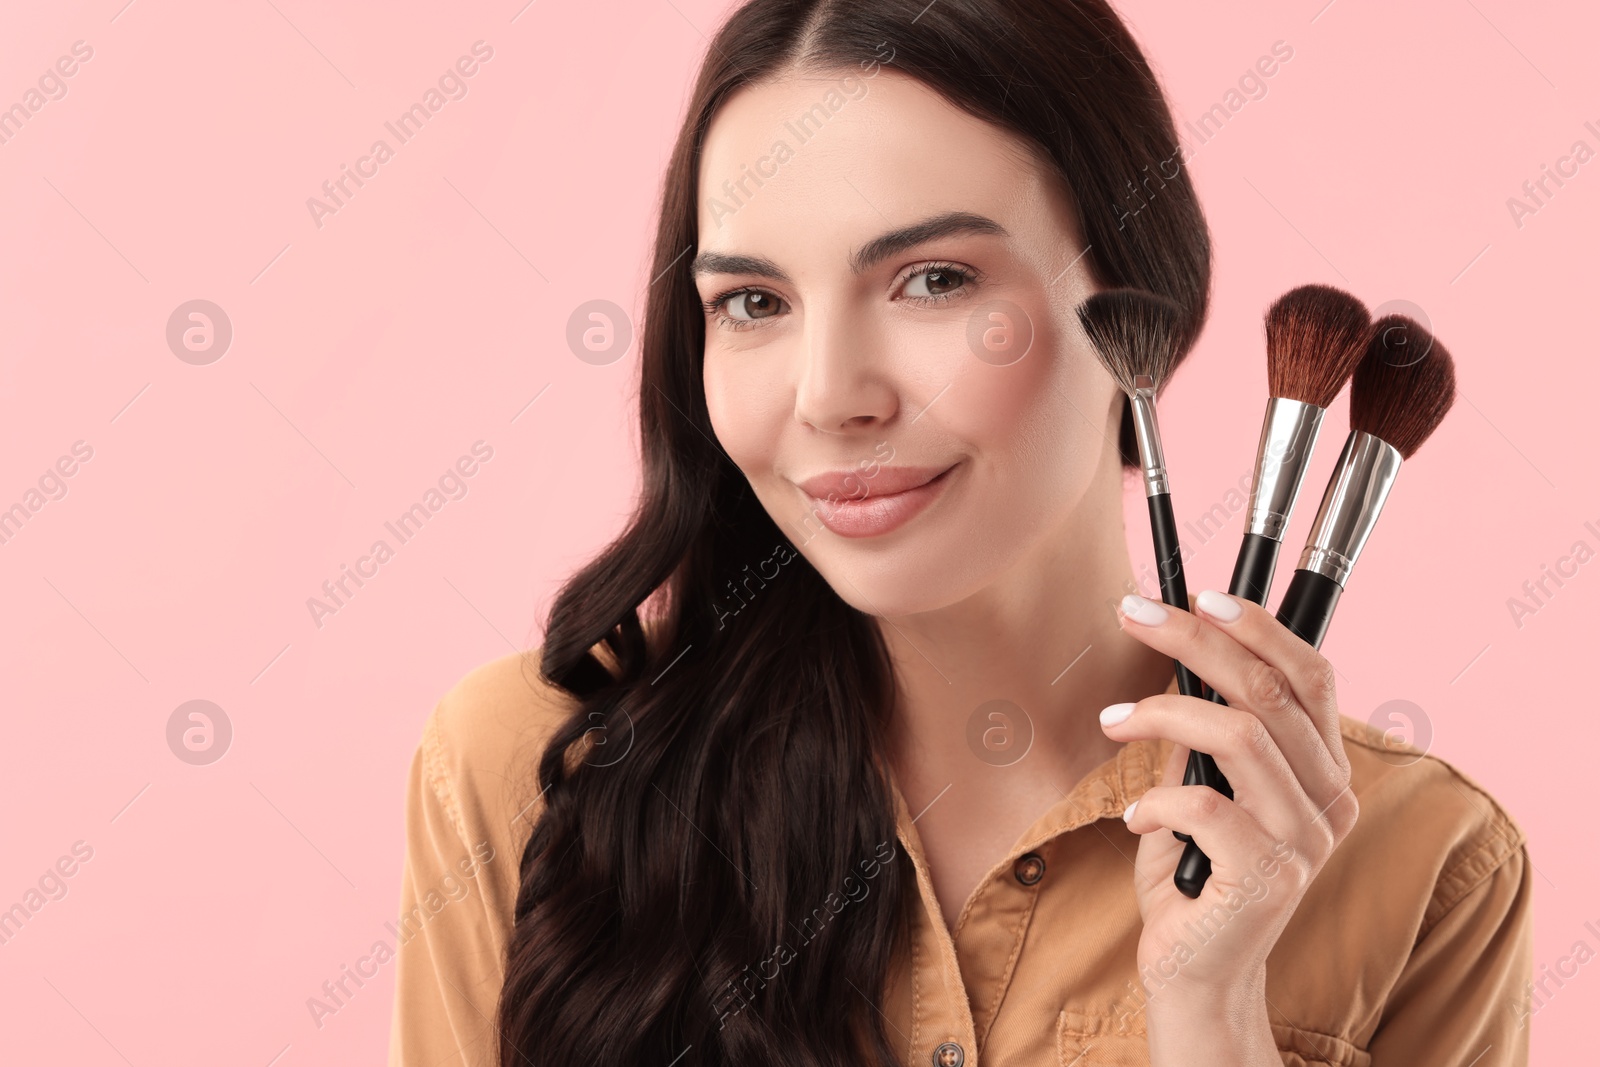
(1192, 590, 1346, 769)
(1124, 784, 1301, 894)
(1192, 593, 1357, 836)
(1159, 738, 1189, 787)
(1157, 738, 1192, 843)
(1102, 695, 1330, 851)
(1117, 592, 1349, 809)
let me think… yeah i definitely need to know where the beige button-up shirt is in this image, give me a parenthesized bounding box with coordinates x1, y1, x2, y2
(388, 647, 1533, 1066)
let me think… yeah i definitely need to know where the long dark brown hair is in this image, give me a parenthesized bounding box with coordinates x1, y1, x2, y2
(496, 1, 1211, 1063)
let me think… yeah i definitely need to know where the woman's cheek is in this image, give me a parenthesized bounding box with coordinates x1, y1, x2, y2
(935, 309, 1059, 444)
(703, 356, 784, 470)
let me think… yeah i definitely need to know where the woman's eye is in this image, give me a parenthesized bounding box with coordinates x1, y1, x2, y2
(903, 265, 974, 300)
(717, 289, 784, 322)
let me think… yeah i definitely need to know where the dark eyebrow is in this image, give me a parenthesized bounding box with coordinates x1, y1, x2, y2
(690, 210, 1008, 282)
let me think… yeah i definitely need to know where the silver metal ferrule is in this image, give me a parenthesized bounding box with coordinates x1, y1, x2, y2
(1297, 430, 1404, 588)
(1245, 397, 1326, 541)
(1129, 375, 1168, 498)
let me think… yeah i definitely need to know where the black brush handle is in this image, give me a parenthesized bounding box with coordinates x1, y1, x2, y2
(1144, 491, 1237, 900)
(1229, 532, 1282, 607)
(1173, 565, 1342, 899)
(1147, 493, 1204, 700)
(1173, 829, 1214, 899)
(1274, 567, 1342, 650)
(1173, 534, 1279, 844)
(1146, 491, 1218, 890)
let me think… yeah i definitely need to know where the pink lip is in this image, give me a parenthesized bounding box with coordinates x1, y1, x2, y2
(795, 463, 959, 539)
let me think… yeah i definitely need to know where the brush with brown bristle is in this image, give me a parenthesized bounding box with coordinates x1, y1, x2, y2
(1173, 312, 1457, 899)
(1075, 288, 1205, 703)
(1272, 313, 1456, 647)
(1229, 284, 1373, 604)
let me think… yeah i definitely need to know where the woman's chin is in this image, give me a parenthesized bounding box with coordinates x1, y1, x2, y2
(811, 547, 992, 621)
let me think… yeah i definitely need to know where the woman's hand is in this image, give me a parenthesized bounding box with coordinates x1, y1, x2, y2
(1098, 589, 1360, 1064)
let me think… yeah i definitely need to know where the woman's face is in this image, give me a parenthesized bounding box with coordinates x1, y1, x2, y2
(695, 67, 1123, 618)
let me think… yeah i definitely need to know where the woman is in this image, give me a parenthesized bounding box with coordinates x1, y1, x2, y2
(388, 1, 1533, 1064)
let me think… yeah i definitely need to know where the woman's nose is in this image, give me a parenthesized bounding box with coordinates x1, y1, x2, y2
(791, 310, 898, 433)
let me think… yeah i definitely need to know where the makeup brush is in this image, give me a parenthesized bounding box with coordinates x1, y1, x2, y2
(1173, 314, 1456, 896)
(1170, 286, 1371, 854)
(1226, 285, 1374, 604)
(1276, 314, 1456, 645)
(1076, 288, 1205, 704)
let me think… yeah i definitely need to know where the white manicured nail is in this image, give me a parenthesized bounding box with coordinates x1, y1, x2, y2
(1099, 702, 1136, 727)
(1120, 594, 1168, 626)
(1123, 800, 1139, 822)
(1196, 589, 1243, 622)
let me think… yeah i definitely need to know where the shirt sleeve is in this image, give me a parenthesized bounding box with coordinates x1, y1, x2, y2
(1366, 840, 1534, 1065)
(387, 711, 508, 1067)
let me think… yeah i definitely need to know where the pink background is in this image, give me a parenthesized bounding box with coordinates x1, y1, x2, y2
(1, 0, 1593, 1062)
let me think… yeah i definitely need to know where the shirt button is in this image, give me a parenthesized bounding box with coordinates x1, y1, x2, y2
(932, 1041, 965, 1066)
(1013, 851, 1045, 886)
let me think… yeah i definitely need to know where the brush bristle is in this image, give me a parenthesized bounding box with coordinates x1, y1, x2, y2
(1350, 314, 1456, 459)
(1264, 284, 1371, 407)
(1075, 288, 1189, 396)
